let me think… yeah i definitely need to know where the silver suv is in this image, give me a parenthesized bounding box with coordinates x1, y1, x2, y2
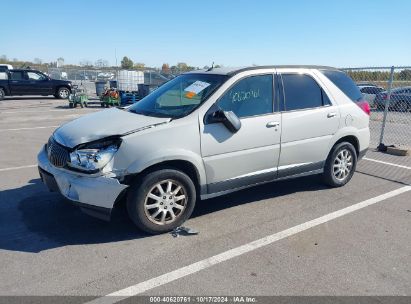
(38, 66, 370, 234)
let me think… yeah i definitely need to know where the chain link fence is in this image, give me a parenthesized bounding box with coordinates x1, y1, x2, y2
(342, 66, 411, 149)
(45, 67, 172, 97)
(341, 66, 411, 185)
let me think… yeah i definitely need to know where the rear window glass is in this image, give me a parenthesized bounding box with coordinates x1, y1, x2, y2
(321, 70, 363, 102)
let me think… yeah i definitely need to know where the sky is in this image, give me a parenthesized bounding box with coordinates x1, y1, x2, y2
(1, 0, 410, 68)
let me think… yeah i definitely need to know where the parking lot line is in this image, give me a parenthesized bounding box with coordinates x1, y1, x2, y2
(1, 109, 98, 114)
(0, 125, 59, 132)
(363, 157, 411, 170)
(86, 185, 411, 304)
(0, 164, 37, 172)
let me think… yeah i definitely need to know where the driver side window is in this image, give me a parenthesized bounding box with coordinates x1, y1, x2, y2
(27, 72, 46, 81)
(217, 74, 274, 118)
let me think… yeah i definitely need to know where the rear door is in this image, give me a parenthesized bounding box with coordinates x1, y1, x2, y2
(200, 73, 282, 194)
(278, 70, 340, 177)
(8, 71, 26, 95)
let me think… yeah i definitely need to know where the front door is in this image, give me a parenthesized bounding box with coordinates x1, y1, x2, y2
(200, 74, 281, 194)
(26, 71, 52, 95)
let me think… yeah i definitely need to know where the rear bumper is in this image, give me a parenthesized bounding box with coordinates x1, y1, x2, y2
(37, 147, 128, 220)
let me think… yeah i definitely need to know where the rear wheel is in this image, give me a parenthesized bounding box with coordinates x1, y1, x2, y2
(323, 142, 357, 187)
(0, 88, 5, 100)
(127, 169, 196, 234)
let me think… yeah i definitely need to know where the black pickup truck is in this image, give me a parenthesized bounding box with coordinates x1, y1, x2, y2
(0, 69, 72, 100)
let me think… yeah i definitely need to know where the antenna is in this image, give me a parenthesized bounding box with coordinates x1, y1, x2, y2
(206, 62, 214, 72)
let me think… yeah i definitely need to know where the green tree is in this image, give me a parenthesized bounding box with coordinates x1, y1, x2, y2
(121, 56, 134, 69)
(134, 62, 145, 70)
(398, 69, 411, 81)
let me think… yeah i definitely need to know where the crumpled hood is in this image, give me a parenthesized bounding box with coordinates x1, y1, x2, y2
(53, 108, 170, 148)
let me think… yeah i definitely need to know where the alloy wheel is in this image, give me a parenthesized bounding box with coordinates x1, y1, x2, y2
(333, 149, 353, 181)
(144, 179, 187, 225)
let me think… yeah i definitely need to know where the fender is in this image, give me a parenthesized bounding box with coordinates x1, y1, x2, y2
(124, 148, 207, 191)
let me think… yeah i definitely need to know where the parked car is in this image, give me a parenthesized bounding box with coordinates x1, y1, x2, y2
(0, 69, 72, 100)
(0, 64, 13, 71)
(38, 66, 370, 234)
(358, 85, 384, 107)
(374, 86, 411, 111)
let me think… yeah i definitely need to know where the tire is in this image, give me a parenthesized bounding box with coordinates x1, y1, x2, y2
(0, 88, 5, 100)
(69, 103, 74, 108)
(322, 142, 357, 187)
(56, 87, 70, 99)
(127, 169, 196, 234)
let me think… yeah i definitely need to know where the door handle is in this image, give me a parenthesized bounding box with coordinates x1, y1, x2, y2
(327, 112, 337, 118)
(266, 121, 280, 128)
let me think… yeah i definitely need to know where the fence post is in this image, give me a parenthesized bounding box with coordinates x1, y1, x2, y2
(377, 66, 395, 151)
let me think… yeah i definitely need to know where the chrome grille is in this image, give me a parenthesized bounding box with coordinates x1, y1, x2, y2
(47, 137, 70, 168)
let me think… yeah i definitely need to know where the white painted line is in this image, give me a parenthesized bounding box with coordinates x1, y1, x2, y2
(1, 109, 97, 114)
(363, 157, 411, 170)
(86, 186, 411, 304)
(0, 125, 59, 132)
(0, 164, 37, 172)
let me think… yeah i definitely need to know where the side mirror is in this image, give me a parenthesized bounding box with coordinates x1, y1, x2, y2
(208, 109, 241, 133)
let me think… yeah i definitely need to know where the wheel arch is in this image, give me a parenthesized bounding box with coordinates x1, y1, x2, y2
(0, 86, 10, 95)
(331, 135, 360, 156)
(123, 159, 204, 198)
(55, 85, 71, 94)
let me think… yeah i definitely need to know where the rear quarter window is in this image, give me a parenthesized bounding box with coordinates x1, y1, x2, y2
(321, 70, 363, 102)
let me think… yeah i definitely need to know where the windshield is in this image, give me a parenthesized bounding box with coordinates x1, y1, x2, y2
(128, 73, 228, 118)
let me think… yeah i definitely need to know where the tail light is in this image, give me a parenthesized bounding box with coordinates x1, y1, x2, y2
(356, 100, 371, 115)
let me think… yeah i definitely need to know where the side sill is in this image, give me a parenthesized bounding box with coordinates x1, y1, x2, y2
(201, 168, 323, 200)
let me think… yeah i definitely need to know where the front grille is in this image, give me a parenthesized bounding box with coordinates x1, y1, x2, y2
(47, 137, 70, 168)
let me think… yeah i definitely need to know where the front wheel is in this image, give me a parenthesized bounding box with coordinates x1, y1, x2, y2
(127, 169, 196, 234)
(323, 142, 357, 187)
(56, 87, 70, 99)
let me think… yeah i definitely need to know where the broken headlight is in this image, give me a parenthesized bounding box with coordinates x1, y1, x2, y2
(68, 139, 121, 173)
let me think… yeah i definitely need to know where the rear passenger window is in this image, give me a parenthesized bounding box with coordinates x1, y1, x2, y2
(281, 74, 328, 111)
(10, 71, 24, 80)
(217, 74, 273, 118)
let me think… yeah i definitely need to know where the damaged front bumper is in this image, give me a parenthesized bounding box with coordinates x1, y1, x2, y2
(37, 146, 128, 221)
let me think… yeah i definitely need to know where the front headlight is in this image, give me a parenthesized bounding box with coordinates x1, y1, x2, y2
(68, 145, 118, 173)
